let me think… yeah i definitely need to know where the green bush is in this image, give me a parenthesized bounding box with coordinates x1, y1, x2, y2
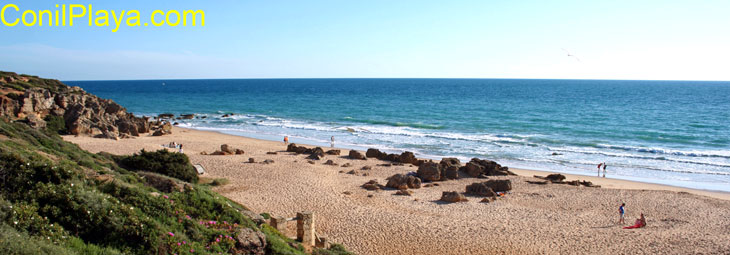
(44, 115, 67, 135)
(313, 243, 355, 255)
(117, 149, 198, 183)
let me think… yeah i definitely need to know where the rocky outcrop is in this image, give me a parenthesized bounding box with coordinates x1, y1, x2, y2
(459, 158, 515, 177)
(385, 174, 422, 190)
(364, 148, 423, 166)
(416, 161, 442, 182)
(361, 180, 384, 191)
(465, 182, 498, 197)
(0, 72, 150, 139)
(235, 228, 267, 255)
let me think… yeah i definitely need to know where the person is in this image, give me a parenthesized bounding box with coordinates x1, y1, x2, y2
(618, 203, 626, 224)
(179, 144, 183, 153)
(597, 162, 603, 177)
(283, 136, 289, 145)
(330, 136, 335, 147)
(602, 163, 607, 178)
(623, 213, 646, 229)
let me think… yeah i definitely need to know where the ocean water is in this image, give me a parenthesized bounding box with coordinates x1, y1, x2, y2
(66, 79, 730, 192)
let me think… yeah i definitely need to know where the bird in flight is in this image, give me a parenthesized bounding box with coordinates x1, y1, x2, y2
(561, 48, 581, 62)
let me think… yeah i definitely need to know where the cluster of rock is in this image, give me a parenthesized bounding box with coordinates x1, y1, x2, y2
(0, 72, 150, 139)
(287, 143, 340, 160)
(149, 120, 173, 136)
(416, 157, 515, 182)
(365, 148, 422, 165)
(385, 174, 422, 190)
(531, 174, 600, 187)
(201, 144, 245, 155)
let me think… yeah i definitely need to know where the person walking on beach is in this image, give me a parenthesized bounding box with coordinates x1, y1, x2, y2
(618, 203, 626, 225)
(179, 144, 183, 153)
(284, 136, 289, 145)
(597, 162, 603, 177)
(330, 136, 335, 147)
(603, 163, 607, 178)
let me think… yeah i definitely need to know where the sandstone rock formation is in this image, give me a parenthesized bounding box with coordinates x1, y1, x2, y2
(385, 174, 422, 190)
(0, 72, 150, 139)
(440, 191, 467, 203)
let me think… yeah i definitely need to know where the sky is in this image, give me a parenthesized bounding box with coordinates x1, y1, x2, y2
(1, 0, 729, 81)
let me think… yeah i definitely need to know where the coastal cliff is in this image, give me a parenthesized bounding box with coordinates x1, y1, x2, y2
(0, 71, 149, 139)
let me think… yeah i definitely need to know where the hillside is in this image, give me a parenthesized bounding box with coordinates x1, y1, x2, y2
(0, 72, 351, 255)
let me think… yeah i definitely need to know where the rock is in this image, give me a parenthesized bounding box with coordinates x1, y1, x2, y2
(361, 166, 372, 170)
(361, 180, 383, 190)
(210, 150, 229, 155)
(416, 161, 442, 182)
(482, 180, 512, 192)
(362, 173, 369, 176)
(460, 162, 484, 177)
(466, 182, 499, 197)
(440, 191, 467, 203)
(221, 144, 234, 154)
(262, 159, 274, 164)
(527, 180, 548, 185)
(566, 180, 580, 186)
(480, 198, 492, 203)
(444, 166, 460, 180)
(240, 210, 266, 225)
(342, 191, 352, 195)
(310, 147, 325, 157)
(235, 149, 245, 155)
(266, 152, 277, 155)
(200, 151, 208, 155)
(433, 183, 440, 186)
(235, 228, 266, 255)
(287, 143, 307, 154)
(152, 130, 166, 136)
(172, 122, 179, 126)
(439, 158, 461, 168)
(307, 160, 315, 164)
(341, 163, 352, 167)
(325, 149, 341, 155)
(580, 180, 598, 187)
(139, 172, 183, 193)
(308, 154, 322, 160)
(394, 190, 413, 196)
(324, 160, 338, 166)
(545, 173, 566, 182)
(366, 148, 386, 158)
(158, 113, 175, 119)
(25, 114, 46, 128)
(248, 158, 255, 163)
(180, 114, 195, 119)
(367, 194, 374, 198)
(423, 184, 433, 188)
(346, 170, 358, 175)
(398, 151, 418, 165)
(385, 174, 422, 190)
(378, 163, 392, 167)
(348, 150, 366, 160)
(551, 152, 562, 155)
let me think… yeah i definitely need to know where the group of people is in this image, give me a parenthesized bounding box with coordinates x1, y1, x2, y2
(618, 203, 646, 229)
(597, 162, 608, 177)
(283, 136, 336, 148)
(167, 141, 184, 153)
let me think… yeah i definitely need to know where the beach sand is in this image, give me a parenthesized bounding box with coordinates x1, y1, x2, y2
(64, 127, 730, 255)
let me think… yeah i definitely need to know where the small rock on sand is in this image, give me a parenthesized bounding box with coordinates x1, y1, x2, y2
(395, 190, 413, 196)
(440, 191, 467, 203)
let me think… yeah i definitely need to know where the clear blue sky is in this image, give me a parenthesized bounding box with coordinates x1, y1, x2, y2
(1, 0, 729, 80)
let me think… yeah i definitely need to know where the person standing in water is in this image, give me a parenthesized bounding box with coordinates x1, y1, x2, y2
(603, 163, 607, 178)
(597, 162, 603, 177)
(330, 136, 335, 147)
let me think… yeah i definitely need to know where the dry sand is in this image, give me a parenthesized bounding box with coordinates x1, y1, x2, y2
(65, 127, 730, 255)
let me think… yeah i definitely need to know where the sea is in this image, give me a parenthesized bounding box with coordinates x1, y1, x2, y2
(66, 79, 730, 192)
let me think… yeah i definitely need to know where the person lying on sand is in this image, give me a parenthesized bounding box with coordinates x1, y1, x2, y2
(623, 213, 646, 229)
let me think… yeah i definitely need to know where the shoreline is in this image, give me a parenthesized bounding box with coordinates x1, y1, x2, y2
(192, 127, 730, 201)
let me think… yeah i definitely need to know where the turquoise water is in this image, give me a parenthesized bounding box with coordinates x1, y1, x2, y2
(66, 79, 730, 192)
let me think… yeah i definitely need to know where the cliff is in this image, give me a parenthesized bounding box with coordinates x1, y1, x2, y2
(0, 71, 149, 139)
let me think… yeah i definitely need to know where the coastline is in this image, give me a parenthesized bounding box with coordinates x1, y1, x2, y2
(190, 127, 730, 201)
(64, 126, 730, 254)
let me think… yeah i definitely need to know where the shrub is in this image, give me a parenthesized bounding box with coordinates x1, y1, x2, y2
(43, 115, 67, 135)
(118, 149, 198, 183)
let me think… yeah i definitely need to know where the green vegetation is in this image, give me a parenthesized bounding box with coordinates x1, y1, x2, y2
(0, 71, 352, 254)
(117, 149, 199, 183)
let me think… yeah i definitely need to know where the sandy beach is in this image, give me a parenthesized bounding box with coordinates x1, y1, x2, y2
(64, 127, 730, 255)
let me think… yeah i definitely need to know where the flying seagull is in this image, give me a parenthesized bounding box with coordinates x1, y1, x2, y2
(561, 48, 581, 62)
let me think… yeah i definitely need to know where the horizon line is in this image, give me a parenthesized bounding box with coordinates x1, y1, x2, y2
(62, 77, 730, 83)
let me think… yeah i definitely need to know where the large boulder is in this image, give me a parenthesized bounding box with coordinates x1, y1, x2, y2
(444, 166, 460, 180)
(385, 174, 422, 190)
(235, 228, 266, 255)
(460, 158, 515, 177)
(366, 148, 386, 159)
(439, 158, 461, 168)
(460, 162, 484, 177)
(482, 179, 512, 192)
(416, 161, 442, 181)
(545, 173, 566, 182)
(465, 182, 498, 197)
(348, 150, 366, 160)
(398, 151, 418, 165)
(440, 191, 467, 203)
